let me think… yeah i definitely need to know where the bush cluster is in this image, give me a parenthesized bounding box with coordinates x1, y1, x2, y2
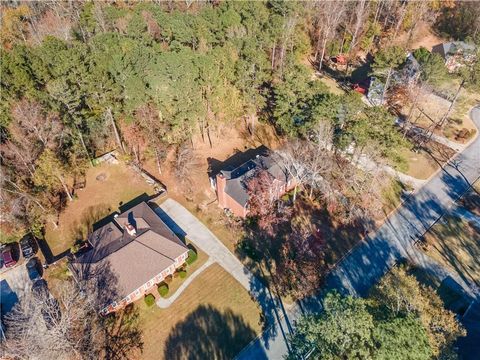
(144, 294, 155, 307)
(158, 283, 169, 297)
(185, 249, 198, 265)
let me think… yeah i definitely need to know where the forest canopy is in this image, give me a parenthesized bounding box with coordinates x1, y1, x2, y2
(1, 0, 477, 238)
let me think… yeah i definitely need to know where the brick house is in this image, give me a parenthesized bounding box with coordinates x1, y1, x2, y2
(69, 201, 188, 314)
(212, 147, 295, 218)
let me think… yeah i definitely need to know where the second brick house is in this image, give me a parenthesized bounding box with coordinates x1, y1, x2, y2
(212, 146, 295, 218)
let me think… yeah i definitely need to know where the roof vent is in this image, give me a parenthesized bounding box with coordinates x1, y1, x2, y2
(125, 223, 136, 236)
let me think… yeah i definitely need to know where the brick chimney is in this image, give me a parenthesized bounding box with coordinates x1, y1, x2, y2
(216, 173, 227, 209)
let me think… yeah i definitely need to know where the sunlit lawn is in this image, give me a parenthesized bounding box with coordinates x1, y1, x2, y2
(136, 264, 262, 360)
(44, 162, 155, 255)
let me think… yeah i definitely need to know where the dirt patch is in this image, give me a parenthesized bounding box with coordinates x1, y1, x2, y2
(144, 122, 280, 252)
(95, 172, 108, 181)
(392, 21, 445, 51)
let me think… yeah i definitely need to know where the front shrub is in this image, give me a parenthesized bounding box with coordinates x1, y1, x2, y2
(178, 270, 187, 279)
(185, 249, 198, 265)
(144, 294, 155, 307)
(158, 283, 169, 297)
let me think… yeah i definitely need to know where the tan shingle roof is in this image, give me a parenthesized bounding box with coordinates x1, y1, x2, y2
(70, 201, 188, 304)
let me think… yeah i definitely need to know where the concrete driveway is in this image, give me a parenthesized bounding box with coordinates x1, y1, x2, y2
(155, 199, 291, 357)
(155, 199, 263, 293)
(1, 263, 30, 317)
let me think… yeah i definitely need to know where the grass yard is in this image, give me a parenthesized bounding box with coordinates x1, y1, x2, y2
(136, 264, 262, 360)
(424, 187, 480, 287)
(317, 75, 346, 95)
(382, 179, 412, 214)
(402, 84, 478, 143)
(398, 147, 439, 180)
(44, 162, 155, 256)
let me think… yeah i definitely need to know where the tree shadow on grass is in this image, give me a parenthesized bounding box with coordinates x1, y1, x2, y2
(69, 203, 112, 243)
(164, 304, 260, 360)
(103, 304, 144, 360)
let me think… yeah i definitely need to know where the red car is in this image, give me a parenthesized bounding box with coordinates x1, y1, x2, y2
(1, 245, 17, 268)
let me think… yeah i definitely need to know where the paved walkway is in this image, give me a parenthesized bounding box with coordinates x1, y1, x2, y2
(396, 118, 467, 152)
(156, 258, 214, 308)
(236, 106, 480, 359)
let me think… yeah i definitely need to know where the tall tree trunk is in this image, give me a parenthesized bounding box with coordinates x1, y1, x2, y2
(318, 35, 328, 71)
(438, 80, 464, 129)
(58, 176, 73, 202)
(348, 0, 367, 55)
(155, 148, 162, 175)
(381, 67, 393, 104)
(74, 123, 92, 166)
(271, 41, 276, 69)
(107, 108, 125, 153)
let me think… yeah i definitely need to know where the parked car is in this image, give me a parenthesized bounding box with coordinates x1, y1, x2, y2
(1, 245, 17, 268)
(20, 235, 37, 259)
(26, 257, 42, 281)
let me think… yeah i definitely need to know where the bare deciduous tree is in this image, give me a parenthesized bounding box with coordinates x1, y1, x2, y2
(3, 281, 104, 360)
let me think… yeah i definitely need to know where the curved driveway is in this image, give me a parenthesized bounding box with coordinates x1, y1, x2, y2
(236, 107, 480, 359)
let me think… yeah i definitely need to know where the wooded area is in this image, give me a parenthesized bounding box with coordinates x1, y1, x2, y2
(1, 0, 479, 244)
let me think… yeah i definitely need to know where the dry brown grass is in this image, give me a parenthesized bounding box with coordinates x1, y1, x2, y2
(135, 264, 262, 360)
(424, 187, 480, 286)
(157, 245, 208, 298)
(399, 147, 439, 180)
(44, 162, 155, 255)
(424, 216, 480, 286)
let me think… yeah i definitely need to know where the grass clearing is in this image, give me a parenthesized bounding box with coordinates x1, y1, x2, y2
(317, 75, 346, 95)
(136, 264, 262, 360)
(382, 179, 412, 214)
(398, 147, 439, 180)
(44, 162, 154, 256)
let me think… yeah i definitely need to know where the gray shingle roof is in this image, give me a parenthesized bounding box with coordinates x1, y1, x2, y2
(222, 151, 290, 207)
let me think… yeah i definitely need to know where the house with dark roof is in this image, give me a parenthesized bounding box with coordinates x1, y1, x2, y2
(432, 41, 476, 73)
(69, 201, 189, 314)
(212, 146, 295, 218)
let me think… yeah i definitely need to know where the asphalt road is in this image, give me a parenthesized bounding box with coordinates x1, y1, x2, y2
(236, 106, 480, 359)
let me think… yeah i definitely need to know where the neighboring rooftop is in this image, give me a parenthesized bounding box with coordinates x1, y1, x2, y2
(70, 201, 188, 303)
(220, 150, 290, 207)
(432, 41, 476, 59)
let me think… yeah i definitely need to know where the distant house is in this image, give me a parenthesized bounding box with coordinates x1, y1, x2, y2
(432, 41, 476, 73)
(398, 52, 421, 84)
(69, 201, 188, 314)
(366, 76, 385, 105)
(212, 146, 294, 218)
